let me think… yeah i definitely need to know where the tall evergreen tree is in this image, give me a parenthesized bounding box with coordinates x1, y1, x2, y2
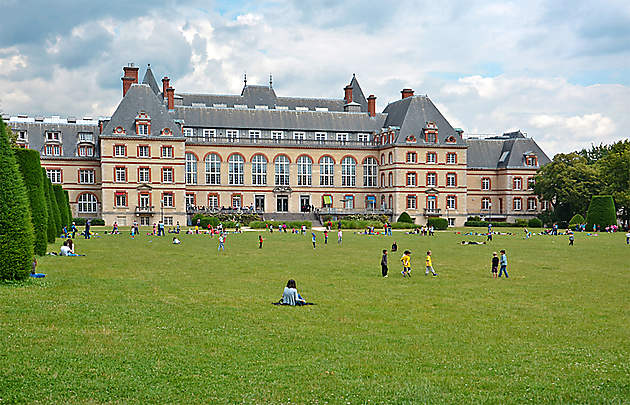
(53, 185, 68, 228)
(14, 149, 48, 255)
(64, 190, 73, 226)
(0, 118, 34, 280)
(44, 169, 62, 238)
(41, 168, 56, 243)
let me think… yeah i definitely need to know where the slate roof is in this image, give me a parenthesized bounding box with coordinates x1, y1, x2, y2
(349, 74, 368, 112)
(141, 65, 161, 96)
(382, 96, 466, 146)
(102, 84, 182, 137)
(466, 131, 551, 169)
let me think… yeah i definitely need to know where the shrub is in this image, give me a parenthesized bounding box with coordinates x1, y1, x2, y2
(64, 190, 72, 229)
(0, 119, 34, 280)
(43, 169, 62, 237)
(528, 218, 543, 228)
(427, 217, 448, 230)
(391, 222, 421, 229)
(72, 217, 87, 226)
(515, 219, 529, 227)
(464, 221, 514, 228)
(90, 219, 105, 226)
(191, 214, 220, 228)
(586, 195, 616, 228)
(467, 216, 481, 222)
(397, 212, 414, 223)
(249, 220, 312, 229)
(42, 171, 56, 243)
(14, 149, 48, 256)
(569, 214, 585, 226)
(53, 185, 69, 228)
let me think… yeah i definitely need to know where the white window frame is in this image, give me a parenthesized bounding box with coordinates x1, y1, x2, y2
(336, 133, 348, 143)
(407, 173, 417, 186)
(228, 154, 244, 185)
(514, 198, 522, 211)
(186, 153, 198, 184)
(528, 198, 537, 211)
(114, 145, 126, 157)
(162, 168, 173, 183)
(481, 178, 491, 191)
(47, 169, 62, 184)
(161, 146, 173, 158)
(249, 130, 261, 143)
(274, 155, 290, 186)
(482, 198, 491, 210)
(426, 152, 437, 164)
(208, 195, 219, 210)
(363, 157, 378, 187)
(426, 173, 437, 187)
(115, 167, 126, 183)
(447, 195, 456, 209)
(163, 193, 174, 208)
(138, 145, 150, 158)
(315, 132, 327, 142)
(79, 169, 94, 184)
(271, 131, 284, 142)
(513, 177, 522, 190)
(232, 194, 242, 209)
(138, 167, 150, 183)
(226, 129, 239, 143)
(319, 156, 334, 186)
(341, 156, 356, 187)
(78, 132, 93, 143)
(203, 129, 216, 139)
(78, 193, 97, 213)
(137, 124, 149, 135)
(205, 153, 221, 185)
(183, 128, 193, 137)
(297, 155, 312, 186)
(115, 193, 127, 207)
(46, 132, 60, 142)
(358, 133, 370, 143)
(447, 153, 457, 164)
(293, 132, 305, 142)
(407, 195, 417, 209)
(252, 155, 267, 186)
(447, 173, 456, 187)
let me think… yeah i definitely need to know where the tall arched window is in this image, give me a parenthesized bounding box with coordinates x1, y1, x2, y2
(252, 154, 267, 186)
(319, 156, 334, 186)
(341, 156, 357, 187)
(205, 153, 221, 185)
(363, 157, 377, 187)
(77, 193, 97, 213)
(185, 153, 197, 184)
(274, 155, 290, 185)
(297, 155, 312, 186)
(228, 154, 244, 185)
(388, 152, 393, 164)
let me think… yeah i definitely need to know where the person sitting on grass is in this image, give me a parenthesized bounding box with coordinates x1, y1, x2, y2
(172, 237, 181, 244)
(281, 279, 307, 306)
(60, 240, 81, 256)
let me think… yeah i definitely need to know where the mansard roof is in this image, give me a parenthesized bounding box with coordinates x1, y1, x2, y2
(173, 106, 386, 132)
(382, 95, 466, 146)
(466, 131, 551, 169)
(141, 66, 161, 96)
(348, 74, 368, 112)
(103, 84, 182, 137)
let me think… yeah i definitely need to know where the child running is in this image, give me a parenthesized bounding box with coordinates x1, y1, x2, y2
(425, 250, 438, 276)
(401, 250, 411, 277)
(311, 232, 316, 249)
(259, 234, 263, 249)
(491, 252, 499, 278)
(337, 229, 343, 245)
(218, 234, 225, 251)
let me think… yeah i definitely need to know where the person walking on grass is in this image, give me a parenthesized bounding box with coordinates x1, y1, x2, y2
(259, 234, 263, 249)
(569, 233, 575, 246)
(218, 233, 225, 252)
(381, 249, 389, 277)
(324, 230, 328, 244)
(84, 219, 91, 239)
(337, 229, 343, 245)
(425, 250, 438, 276)
(311, 232, 317, 249)
(71, 222, 77, 239)
(401, 250, 412, 277)
(499, 249, 509, 278)
(625, 231, 630, 245)
(491, 252, 499, 279)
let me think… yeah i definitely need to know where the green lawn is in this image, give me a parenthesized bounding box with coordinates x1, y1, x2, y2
(1, 228, 629, 404)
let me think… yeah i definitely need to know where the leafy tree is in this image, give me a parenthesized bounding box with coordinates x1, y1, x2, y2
(53, 185, 68, 228)
(577, 143, 611, 165)
(41, 169, 56, 243)
(44, 169, 62, 238)
(569, 214, 585, 226)
(14, 149, 49, 255)
(0, 118, 34, 280)
(534, 153, 602, 222)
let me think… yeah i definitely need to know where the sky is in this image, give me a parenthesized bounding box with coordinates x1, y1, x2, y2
(1, 0, 629, 156)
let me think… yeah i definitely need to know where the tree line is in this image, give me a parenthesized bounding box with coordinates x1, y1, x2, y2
(534, 140, 630, 227)
(0, 118, 73, 281)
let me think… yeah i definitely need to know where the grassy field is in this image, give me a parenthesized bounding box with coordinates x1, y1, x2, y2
(1, 227, 629, 404)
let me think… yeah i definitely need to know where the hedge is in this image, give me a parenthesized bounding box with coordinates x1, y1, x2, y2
(397, 212, 414, 223)
(191, 214, 220, 228)
(43, 168, 62, 237)
(321, 214, 389, 223)
(0, 119, 34, 280)
(464, 221, 516, 228)
(427, 217, 448, 230)
(14, 149, 48, 255)
(53, 185, 68, 228)
(64, 190, 72, 229)
(72, 217, 87, 226)
(569, 214, 585, 226)
(528, 218, 543, 228)
(586, 195, 616, 228)
(41, 170, 56, 243)
(249, 220, 312, 229)
(391, 222, 421, 229)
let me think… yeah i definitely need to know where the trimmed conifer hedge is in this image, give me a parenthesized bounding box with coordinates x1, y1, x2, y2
(397, 212, 414, 223)
(53, 185, 68, 228)
(44, 169, 62, 237)
(64, 190, 72, 228)
(14, 149, 49, 255)
(569, 214, 585, 226)
(586, 195, 616, 228)
(0, 119, 34, 280)
(41, 169, 56, 243)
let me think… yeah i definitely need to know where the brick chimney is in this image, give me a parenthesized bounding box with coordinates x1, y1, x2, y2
(162, 77, 170, 98)
(344, 85, 353, 103)
(166, 87, 175, 110)
(121, 64, 139, 97)
(367, 95, 376, 117)
(401, 88, 414, 99)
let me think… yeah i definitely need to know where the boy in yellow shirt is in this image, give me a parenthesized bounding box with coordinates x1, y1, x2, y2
(401, 250, 412, 277)
(425, 250, 438, 276)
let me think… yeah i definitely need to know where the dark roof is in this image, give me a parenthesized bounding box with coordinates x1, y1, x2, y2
(466, 131, 551, 169)
(103, 84, 182, 137)
(349, 74, 368, 112)
(382, 96, 466, 146)
(173, 106, 386, 132)
(7, 119, 99, 158)
(141, 66, 161, 96)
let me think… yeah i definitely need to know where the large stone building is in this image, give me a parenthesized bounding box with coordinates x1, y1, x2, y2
(5, 64, 550, 227)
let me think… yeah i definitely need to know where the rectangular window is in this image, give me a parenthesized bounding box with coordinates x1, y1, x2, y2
(232, 194, 242, 209)
(185, 193, 195, 208)
(115, 192, 127, 207)
(162, 168, 173, 183)
(447, 195, 456, 209)
(79, 132, 93, 143)
(527, 177, 535, 190)
(138, 167, 150, 183)
(161, 146, 173, 158)
(46, 169, 62, 184)
(481, 177, 491, 191)
(315, 132, 326, 142)
(79, 169, 94, 184)
(446, 173, 456, 187)
(114, 145, 126, 157)
(163, 193, 174, 207)
(426, 172, 437, 187)
(293, 132, 305, 141)
(407, 195, 417, 209)
(528, 198, 537, 211)
(448, 218, 455, 226)
(249, 130, 261, 142)
(271, 131, 284, 142)
(406, 152, 417, 163)
(358, 133, 370, 143)
(17, 130, 28, 142)
(203, 129, 216, 139)
(344, 195, 354, 209)
(78, 146, 93, 157)
(137, 124, 149, 135)
(138, 145, 150, 158)
(46, 132, 60, 142)
(115, 167, 126, 183)
(164, 216, 173, 226)
(513, 198, 522, 211)
(226, 130, 239, 142)
(482, 198, 491, 210)
(525, 156, 537, 166)
(447, 153, 457, 164)
(319, 157, 334, 186)
(513, 177, 522, 190)
(336, 133, 348, 143)
(208, 194, 219, 210)
(426, 152, 437, 163)
(406, 172, 417, 186)
(183, 128, 193, 137)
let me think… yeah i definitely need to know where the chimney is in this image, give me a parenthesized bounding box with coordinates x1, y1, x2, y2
(401, 88, 414, 99)
(162, 76, 170, 98)
(121, 63, 139, 97)
(166, 87, 175, 110)
(344, 85, 353, 103)
(367, 95, 376, 117)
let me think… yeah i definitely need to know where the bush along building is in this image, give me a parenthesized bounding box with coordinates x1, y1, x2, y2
(5, 64, 551, 227)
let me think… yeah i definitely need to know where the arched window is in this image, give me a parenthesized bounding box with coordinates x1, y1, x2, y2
(252, 155, 267, 186)
(319, 156, 334, 186)
(228, 154, 244, 185)
(363, 157, 378, 187)
(274, 155, 290, 186)
(380, 153, 385, 165)
(388, 152, 393, 164)
(77, 193, 97, 213)
(205, 153, 221, 185)
(297, 156, 312, 186)
(341, 156, 357, 187)
(388, 172, 393, 187)
(185, 153, 197, 184)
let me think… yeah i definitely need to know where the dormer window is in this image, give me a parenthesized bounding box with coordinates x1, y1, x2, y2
(46, 131, 61, 142)
(135, 111, 151, 135)
(78, 132, 93, 143)
(423, 122, 438, 143)
(44, 144, 61, 156)
(17, 130, 28, 143)
(137, 124, 149, 135)
(525, 155, 538, 166)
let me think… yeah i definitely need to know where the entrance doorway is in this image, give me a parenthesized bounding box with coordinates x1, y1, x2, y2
(276, 195, 289, 212)
(300, 195, 310, 212)
(255, 195, 265, 212)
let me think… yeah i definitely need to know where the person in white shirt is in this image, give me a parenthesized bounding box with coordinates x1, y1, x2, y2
(172, 237, 181, 244)
(281, 279, 306, 306)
